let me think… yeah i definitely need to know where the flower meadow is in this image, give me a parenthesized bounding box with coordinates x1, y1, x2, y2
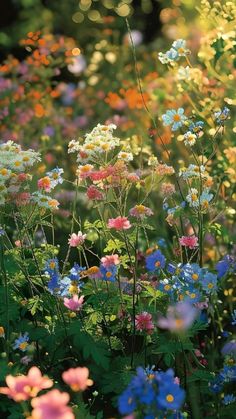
(0, 1, 235, 418)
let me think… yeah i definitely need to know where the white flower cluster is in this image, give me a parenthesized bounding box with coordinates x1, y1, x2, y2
(179, 164, 208, 180)
(68, 123, 120, 164)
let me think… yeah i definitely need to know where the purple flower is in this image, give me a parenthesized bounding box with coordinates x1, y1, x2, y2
(157, 302, 198, 332)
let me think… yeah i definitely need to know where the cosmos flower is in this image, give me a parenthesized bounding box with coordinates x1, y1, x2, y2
(62, 367, 93, 391)
(30, 389, 74, 419)
(157, 302, 198, 332)
(162, 108, 187, 131)
(63, 294, 84, 311)
(0, 367, 53, 401)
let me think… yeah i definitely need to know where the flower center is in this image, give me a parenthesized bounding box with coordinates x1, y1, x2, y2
(155, 261, 161, 267)
(173, 114, 181, 122)
(166, 394, 174, 402)
(106, 272, 112, 278)
(19, 342, 28, 350)
(208, 282, 214, 289)
(192, 273, 198, 281)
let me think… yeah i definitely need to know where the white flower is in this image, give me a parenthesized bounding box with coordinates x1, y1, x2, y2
(117, 151, 133, 162)
(183, 131, 197, 147)
(186, 188, 199, 208)
(177, 66, 190, 81)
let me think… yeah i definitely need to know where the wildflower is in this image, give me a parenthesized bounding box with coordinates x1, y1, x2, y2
(221, 341, 236, 357)
(189, 120, 204, 134)
(177, 66, 190, 80)
(0, 367, 53, 401)
(216, 255, 236, 278)
(179, 235, 198, 249)
(118, 388, 136, 415)
(162, 108, 187, 131)
(146, 250, 166, 271)
(186, 188, 199, 208)
(62, 367, 93, 391)
(181, 263, 202, 283)
(222, 394, 236, 405)
(38, 176, 51, 192)
(100, 264, 117, 282)
(157, 302, 198, 332)
(30, 389, 74, 419)
(214, 107, 230, 125)
(158, 39, 189, 64)
(135, 312, 154, 334)
(183, 131, 197, 146)
(129, 205, 153, 219)
(46, 167, 64, 189)
(108, 216, 131, 230)
(200, 190, 213, 210)
(86, 185, 103, 200)
(160, 182, 175, 196)
(201, 272, 217, 294)
(63, 294, 84, 311)
(13, 333, 29, 352)
(20, 355, 32, 365)
(231, 310, 236, 326)
(101, 254, 120, 268)
(77, 164, 94, 179)
(157, 379, 185, 411)
(68, 231, 86, 247)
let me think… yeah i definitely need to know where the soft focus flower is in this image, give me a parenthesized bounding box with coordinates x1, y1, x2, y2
(30, 389, 74, 419)
(221, 340, 236, 357)
(162, 108, 187, 131)
(179, 235, 198, 249)
(13, 332, 29, 352)
(62, 367, 93, 391)
(214, 107, 230, 125)
(0, 326, 5, 337)
(135, 312, 154, 334)
(222, 394, 236, 405)
(183, 131, 197, 146)
(201, 272, 217, 294)
(86, 185, 104, 200)
(101, 254, 120, 268)
(38, 176, 51, 192)
(0, 367, 53, 401)
(108, 216, 131, 230)
(63, 294, 84, 311)
(157, 302, 198, 332)
(160, 182, 175, 196)
(129, 205, 153, 219)
(68, 231, 86, 247)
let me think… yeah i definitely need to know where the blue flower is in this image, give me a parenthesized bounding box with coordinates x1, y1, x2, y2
(201, 272, 218, 294)
(189, 120, 204, 134)
(44, 258, 59, 275)
(162, 108, 187, 131)
(157, 380, 185, 411)
(222, 394, 236, 405)
(0, 228, 5, 236)
(231, 310, 236, 326)
(48, 272, 60, 293)
(100, 265, 117, 282)
(181, 263, 203, 284)
(146, 250, 166, 271)
(219, 366, 236, 383)
(184, 286, 201, 303)
(118, 388, 136, 415)
(221, 340, 236, 357)
(69, 264, 86, 282)
(216, 255, 236, 278)
(13, 333, 29, 352)
(214, 107, 230, 125)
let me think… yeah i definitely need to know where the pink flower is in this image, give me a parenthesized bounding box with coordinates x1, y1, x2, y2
(0, 367, 53, 401)
(30, 389, 74, 419)
(38, 176, 51, 192)
(101, 254, 120, 268)
(62, 367, 93, 391)
(63, 295, 84, 311)
(129, 204, 153, 219)
(107, 216, 131, 230)
(160, 182, 176, 196)
(68, 231, 86, 247)
(157, 302, 198, 332)
(179, 235, 198, 249)
(135, 312, 154, 334)
(86, 185, 103, 200)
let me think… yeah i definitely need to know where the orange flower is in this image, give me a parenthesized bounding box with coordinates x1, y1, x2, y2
(120, 87, 149, 110)
(34, 104, 45, 118)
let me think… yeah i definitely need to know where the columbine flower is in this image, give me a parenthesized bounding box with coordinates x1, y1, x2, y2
(146, 250, 166, 271)
(101, 254, 120, 268)
(62, 367, 93, 391)
(161, 108, 187, 131)
(0, 367, 53, 401)
(179, 235, 198, 249)
(30, 389, 74, 419)
(108, 216, 131, 230)
(68, 231, 86, 247)
(183, 131, 197, 146)
(63, 294, 84, 311)
(13, 333, 29, 352)
(129, 204, 153, 219)
(214, 107, 230, 125)
(135, 312, 154, 334)
(157, 302, 198, 332)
